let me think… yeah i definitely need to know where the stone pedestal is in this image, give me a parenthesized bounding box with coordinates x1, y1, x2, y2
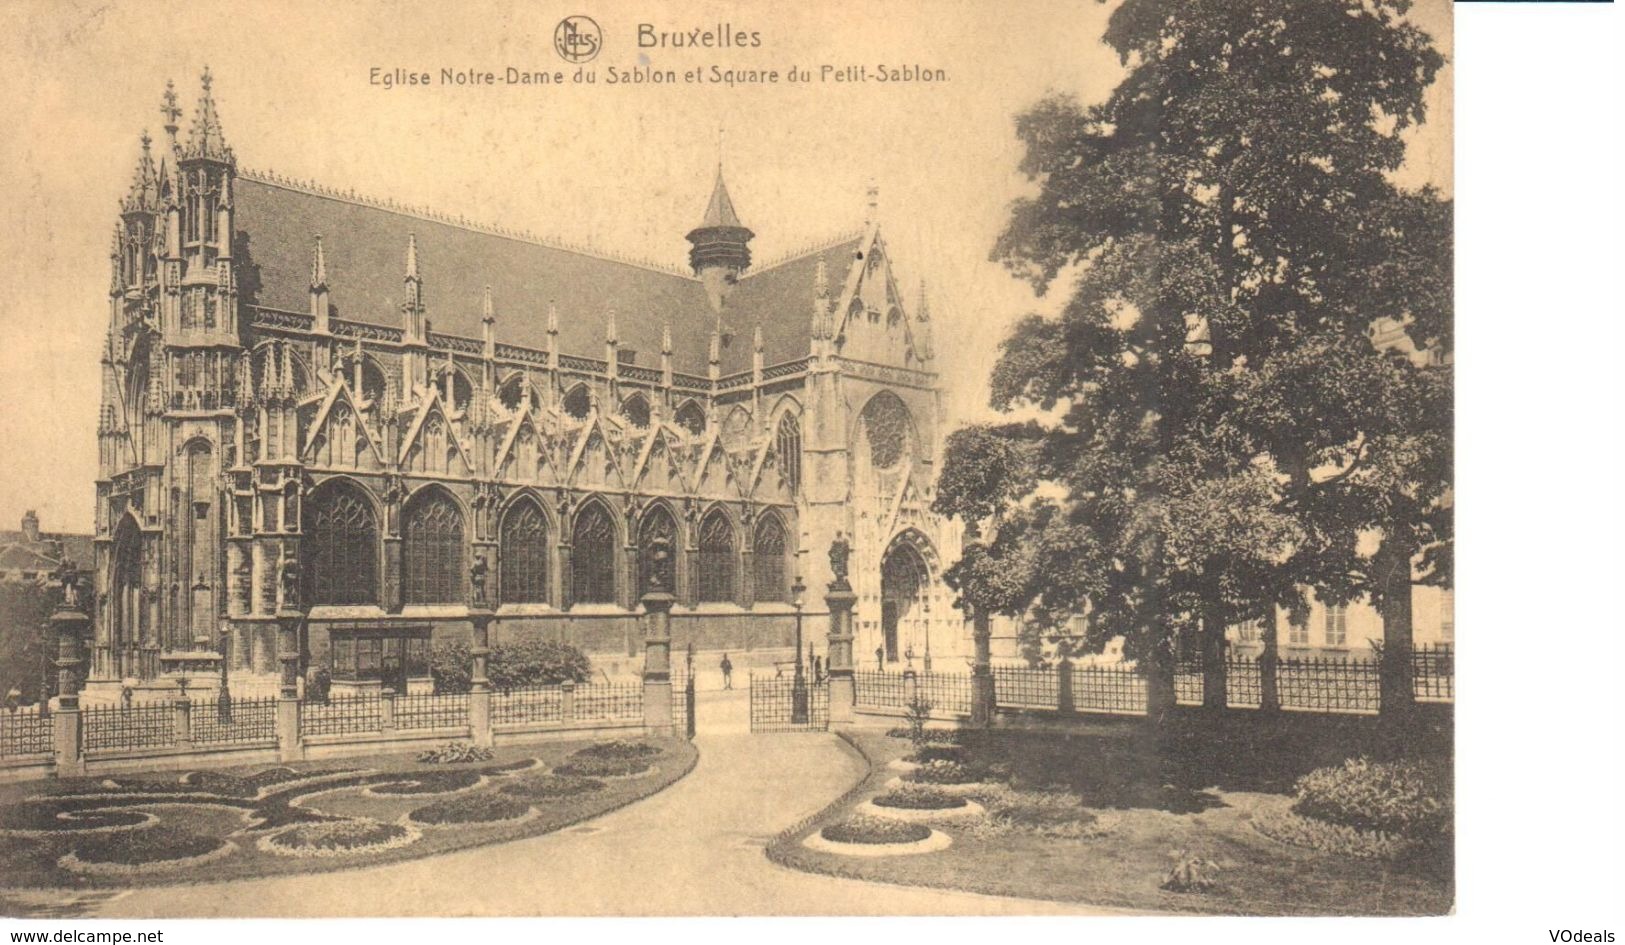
(970, 610, 995, 727)
(276, 697, 302, 762)
(641, 590, 675, 735)
(50, 605, 88, 775)
(276, 608, 303, 700)
(825, 586, 857, 724)
(468, 607, 495, 747)
(1057, 657, 1076, 716)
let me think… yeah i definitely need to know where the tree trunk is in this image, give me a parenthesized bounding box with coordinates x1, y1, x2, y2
(1260, 613, 1280, 713)
(1201, 605, 1228, 713)
(1376, 535, 1415, 723)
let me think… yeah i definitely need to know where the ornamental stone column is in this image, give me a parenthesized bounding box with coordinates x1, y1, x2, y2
(825, 583, 857, 725)
(468, 558, 495, 747)
(640, 537, 676, 736)
(969, 609, 995, 727)
(275, 553, 305, 762)
(50, 598, 89, 776)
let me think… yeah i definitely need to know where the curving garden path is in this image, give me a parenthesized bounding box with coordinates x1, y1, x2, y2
(74, 687, 1113, 917)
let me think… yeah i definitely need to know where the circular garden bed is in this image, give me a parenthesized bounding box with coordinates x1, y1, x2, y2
(407, 793, 535, 827)
(552, 756, 653, 779)
(861, 786, 984, 823)
(60, 829, 235, 875)
(803, 816, 953, 857)
(497, 774, 607, 800)
(260, 819, 420, 858)
(365, 770, 486, 797)
(570, 740, 661, 761)
(0, 803, 157, 837)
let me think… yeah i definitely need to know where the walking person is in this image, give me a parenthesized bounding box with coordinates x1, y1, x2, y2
(720, 653, 734, 690)
(875, 646, 884, 671)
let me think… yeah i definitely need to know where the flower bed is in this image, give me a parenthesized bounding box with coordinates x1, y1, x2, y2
(821, 816, 933, 845)
(871, 785, 967, 810)
(552, 756, 652, 778)
(570, 739, 661, 761)
(407, 793, 534, 827)
(964, 785, 1106, 840)
(1291, 758, 1451, 843)
(1253, 806, 1413, 860)
(261, 819, 419, 858)
(0, 803, 157, 836)
(906, 744, 966, 764)
(497, 774, 607, 799)
(900, 760, 985, 785)
(60, 828, 235, 875)
(366, 770, 485, 796)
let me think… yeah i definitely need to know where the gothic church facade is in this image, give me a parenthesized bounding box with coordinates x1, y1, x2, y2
(88, 72, 963, 699)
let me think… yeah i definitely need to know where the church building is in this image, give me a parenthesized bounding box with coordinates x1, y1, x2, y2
(88, 71, 964, 699)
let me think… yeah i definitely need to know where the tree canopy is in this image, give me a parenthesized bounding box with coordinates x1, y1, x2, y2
(936, 0, 1452, 665)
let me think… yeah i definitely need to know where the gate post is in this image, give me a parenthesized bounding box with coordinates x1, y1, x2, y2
(276, 605, 305, 761)
(825, 582, 858, 725)
(969, 609, 995, 727)
(641, 590, 676, 736)
(50, 602, 88, 776)
(468, 605, 495, 747)
(1056, 656, 1076, 716)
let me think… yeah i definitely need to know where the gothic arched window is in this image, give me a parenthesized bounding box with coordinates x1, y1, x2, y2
(697, 511, 737, 604)
(403, 488, 464, 605)
(638, 506, 678, 596)
(563, 384, 592, 421)
(621, 393, 651, 429)
(304, 481, 379, 606)
(775, 412, 802, 496)
(858, 391, 915, 471)
(753, 514, 788, 604)
(500, 497, 549, 604)
(571, 502, 617, 605)
(674, 401, 706, 437)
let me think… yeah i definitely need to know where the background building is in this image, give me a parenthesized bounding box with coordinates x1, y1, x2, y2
(87, 72, 964, 700)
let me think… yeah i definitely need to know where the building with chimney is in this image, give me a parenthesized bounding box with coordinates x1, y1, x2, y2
(89, 71, 963, 699)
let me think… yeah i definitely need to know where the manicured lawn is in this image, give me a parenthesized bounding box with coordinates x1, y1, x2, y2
(0, 736, 696, 889)
(768, 728, 1452, 916)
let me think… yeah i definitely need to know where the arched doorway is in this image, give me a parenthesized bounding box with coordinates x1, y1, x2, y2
(880, 536, 930, 666)
(109, 516, 143, 679)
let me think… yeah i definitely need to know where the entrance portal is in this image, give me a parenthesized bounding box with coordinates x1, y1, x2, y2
(880, 538, 928, 666)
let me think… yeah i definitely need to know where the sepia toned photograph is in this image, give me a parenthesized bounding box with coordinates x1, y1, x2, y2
(0, 0, 1463, 921)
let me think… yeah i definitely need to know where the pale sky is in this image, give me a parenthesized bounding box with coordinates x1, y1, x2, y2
(0, 0, 1451, 534)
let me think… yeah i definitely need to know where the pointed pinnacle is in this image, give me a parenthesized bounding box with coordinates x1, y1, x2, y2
(310, 235, 327, 290)
(405, 233, 419, 280)
(482, 285, 495, 323)
(606, 307, 617, 343)
(161, 80, 181, 138)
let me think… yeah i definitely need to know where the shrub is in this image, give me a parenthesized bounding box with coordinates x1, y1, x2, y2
(554, 756, 652, 778)
(431, 639, 593, 693)
(369, 770, 484, 795)
(571, 740, 660, 761)
(1161, 849, 1223, 894)
(902, 760, 983, 785)
(1253, 807, 1414, 860)
(1292, 757, 1451, 841)
(305, 666, 332, 703)
(408, 793, 532, 826)
(902, 695, 936, 749)
(498, 774, 607, 799)
(820, 816, 932, 845)
(871, 785, 967, 810)
(417, 742, 493, 765)
(970, 785, 1102, 838)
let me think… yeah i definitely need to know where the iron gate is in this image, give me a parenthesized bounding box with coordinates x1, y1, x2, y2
(749, 674, 829, 732)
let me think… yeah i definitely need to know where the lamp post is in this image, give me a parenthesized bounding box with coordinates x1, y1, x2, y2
(791, 575, 808, 724)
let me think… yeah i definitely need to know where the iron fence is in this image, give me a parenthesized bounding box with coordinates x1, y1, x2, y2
(852, 670, 908, 708)
(1278, 657, 1381, 714)
(492, 686, 563, 725)
(84, 702, 176, 753)
(1225, 656, 1263, 708)
(916, 672, 974, 714)
(1174, 659, 1205, 706)
(1413, 644, 1455, 702)
(0, 709, 53, 758)
(300, 693, 383, 736)
(992, 666, 1059, 710)
(1071, 664, 1149, 714)
(395, 691, 470, 730)
(748, 674, 829, 732)
(573, 682, 643, 722)
(190, 696, 278, 745)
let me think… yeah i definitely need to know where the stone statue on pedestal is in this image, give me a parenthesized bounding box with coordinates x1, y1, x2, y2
(278, 553, 300, 611)
(828, 532, 852, 590)
(470, 552, 489, 607)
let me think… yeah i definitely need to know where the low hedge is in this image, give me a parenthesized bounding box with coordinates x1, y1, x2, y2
(820, 816, 933, 845)
(497, 774, 606, 799)
(1292, 757, 1451, 841)
(408, 793, 532, 826)
(553, 756, 652, 778)
(1254, 806, 1414, 860)
(906, 744, 966, 764)
(871, 785, 968, 811)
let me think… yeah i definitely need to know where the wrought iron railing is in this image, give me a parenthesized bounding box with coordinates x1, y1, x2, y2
(395, 691, 470, 730)
(992, 666, 1059, 710)
(573, 682, 643, 722)
(0, 709, 53, 758)
(191, 696, 278, 745)
(1278, 657, 1381, 714)
(749, 674, 829, 732)
(492, 686, 564, 725)
(300, 694, 383, 736)
(852, 670, 908, 708)
(1071, 664, 1148, 714)
(83, 702, 176, 753)
(916, 672, 973, 714)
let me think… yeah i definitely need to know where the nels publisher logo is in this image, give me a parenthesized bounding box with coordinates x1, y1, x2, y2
(554, 15, 602, 63)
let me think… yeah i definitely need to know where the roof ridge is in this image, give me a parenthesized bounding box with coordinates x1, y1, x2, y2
(742, 230, 865, 278)
(238, 166, 696, 280)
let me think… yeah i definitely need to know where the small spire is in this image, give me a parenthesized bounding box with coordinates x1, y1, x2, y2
(864, 179, 880, 226)
(547, 300, 558, 334)
(405, 233, 420, 281)
(184, 66, 233, 164)
(606, 307, 617, 344)
(661, 320, 673, 355)
(814, 257, 828, 299)
(121, 131, 161, 215)
(753, 322, 764, 353)
(160, 80, 181, 142)
(700, 166, 744, 229)
(481, 285, 495, 323)
(310, 235, 327, 290)
(917, 278, 930, 320)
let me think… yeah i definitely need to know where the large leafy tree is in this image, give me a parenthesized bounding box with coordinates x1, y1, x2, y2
(936, 0, 1451, 708)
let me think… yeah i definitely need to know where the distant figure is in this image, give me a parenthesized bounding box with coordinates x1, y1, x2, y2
(469, 552, 489, 606)
(5, 688, 20, 714)
(875, 646, 885, 671)
(720, 653, 734, 690)
(828, 532, 852, 589)
(813, 655, 823, 682)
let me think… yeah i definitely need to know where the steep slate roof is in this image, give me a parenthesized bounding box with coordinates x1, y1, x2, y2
(234, 175, 856, 377)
